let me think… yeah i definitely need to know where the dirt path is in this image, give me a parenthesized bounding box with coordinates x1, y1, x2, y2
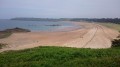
(0, 22, 119, 52)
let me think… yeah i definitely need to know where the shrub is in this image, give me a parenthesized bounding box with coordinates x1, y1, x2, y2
(112, 39, 120, 47)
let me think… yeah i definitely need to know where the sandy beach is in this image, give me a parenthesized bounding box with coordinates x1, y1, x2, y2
(0, 22, 119, 52)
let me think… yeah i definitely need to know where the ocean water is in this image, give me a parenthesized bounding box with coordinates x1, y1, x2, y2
(0, 20, 77, 32)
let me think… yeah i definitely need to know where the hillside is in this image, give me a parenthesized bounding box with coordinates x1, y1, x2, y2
(0, 46, 120, 67)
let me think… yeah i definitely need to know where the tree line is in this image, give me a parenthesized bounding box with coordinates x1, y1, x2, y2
(11, 18, 120, 24)
(69, 18, 120, 24)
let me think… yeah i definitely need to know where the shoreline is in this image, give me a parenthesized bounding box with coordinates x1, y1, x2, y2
(29, 21, 82, 32)
(0, 22, 119, 52)
(0, 20, 75, 32)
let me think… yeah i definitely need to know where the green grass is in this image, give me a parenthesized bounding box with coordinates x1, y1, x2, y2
(0, 46, 120, 67)
(0, 32, 12, 39)
(99, 23, 120, 31)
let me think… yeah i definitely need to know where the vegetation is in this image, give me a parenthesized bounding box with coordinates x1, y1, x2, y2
(99, 23, 120, 31)
(0, 32, 12, 39)
(0, 27, 30, 39)
(112, 39, 120, 47)
(11, 18, 63, 21)
(11, 18, 120, 24)
(0, 46, 120, 67)
(5, 27, 30, 33)
(0, 43, 7, 49)
(99, 22, 120, 48)
(3, 18, 119, 67)
(112, 33, 120, 47)
(70, 18, 120, 24)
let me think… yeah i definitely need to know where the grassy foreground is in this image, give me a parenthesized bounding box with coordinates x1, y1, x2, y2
(0, 46, 120, 67)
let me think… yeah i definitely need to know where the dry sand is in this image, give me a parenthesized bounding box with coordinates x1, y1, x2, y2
(0, 22, 119, 52)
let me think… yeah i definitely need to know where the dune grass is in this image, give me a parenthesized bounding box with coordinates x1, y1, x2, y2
(0, 32, 12, 39)
(0, 46, 120, 67)
(0, 43, 7, 49)
(99, 23, 120, 31)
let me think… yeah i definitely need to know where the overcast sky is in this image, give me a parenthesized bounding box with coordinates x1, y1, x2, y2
(0, 0, 120, 19)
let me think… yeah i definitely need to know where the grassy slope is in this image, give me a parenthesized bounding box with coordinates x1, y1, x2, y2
(99, 23, 120, 31)
(0, 46, 120, 67)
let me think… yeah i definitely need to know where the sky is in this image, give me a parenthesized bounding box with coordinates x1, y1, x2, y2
(0, 0, 120, 19)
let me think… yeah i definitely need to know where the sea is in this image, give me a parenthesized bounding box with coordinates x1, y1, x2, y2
(0, 19, 78, 32)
